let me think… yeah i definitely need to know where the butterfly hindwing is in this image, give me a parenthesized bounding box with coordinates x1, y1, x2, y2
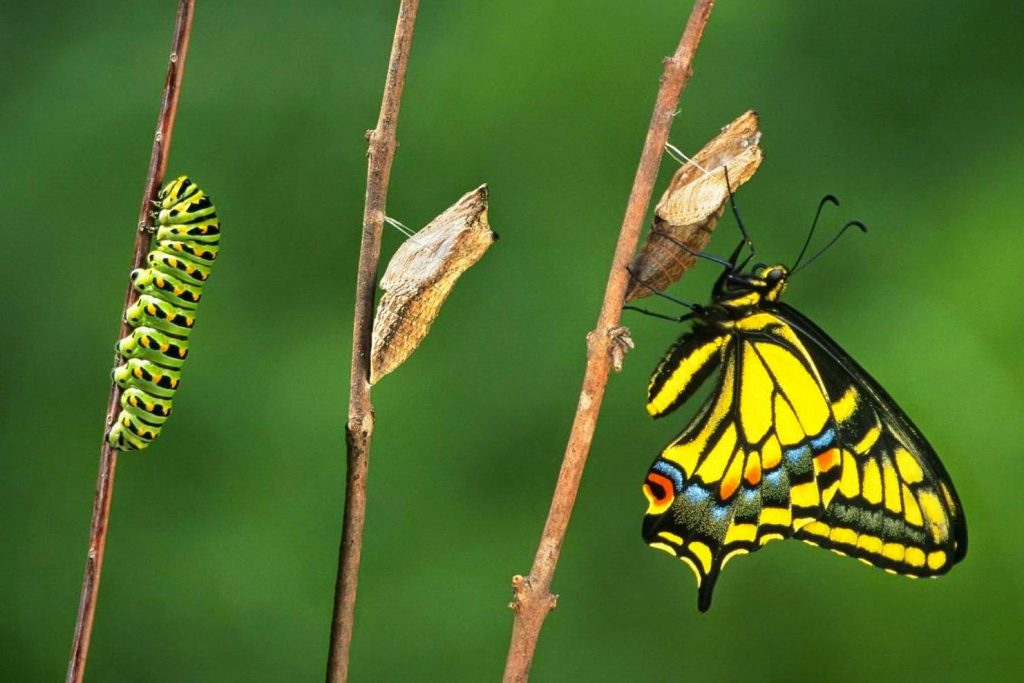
(642, 312, 845, 611)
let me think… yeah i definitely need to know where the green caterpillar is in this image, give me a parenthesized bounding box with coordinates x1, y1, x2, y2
(106, 176, 220, 451)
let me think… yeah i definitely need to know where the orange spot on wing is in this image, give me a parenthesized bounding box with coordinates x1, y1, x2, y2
(814, 448, 840, 473)
(720, 473, 740, 500)
(744, 454, 761, 485)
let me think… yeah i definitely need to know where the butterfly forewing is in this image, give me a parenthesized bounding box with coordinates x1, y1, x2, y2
(646, 327, 727, 418)
(770, 303, 967, 575)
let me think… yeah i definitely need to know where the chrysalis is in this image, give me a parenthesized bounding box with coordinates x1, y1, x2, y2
(370, 185, 497, 384)
(626, 110, 763, 301)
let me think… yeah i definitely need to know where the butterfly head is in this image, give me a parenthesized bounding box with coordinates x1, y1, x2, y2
(751, 263, 789, 301)
(713, 262, 789, 312)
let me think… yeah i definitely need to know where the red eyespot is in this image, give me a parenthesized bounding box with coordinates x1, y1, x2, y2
(643, 472, 676, 508)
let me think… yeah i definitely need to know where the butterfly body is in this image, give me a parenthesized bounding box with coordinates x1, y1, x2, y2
(642, 252, 966, 612)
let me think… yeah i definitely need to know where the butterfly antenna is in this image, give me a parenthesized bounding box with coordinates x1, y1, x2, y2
(791, 194, 840, 271)
(791, 219, 868, 275)
(722, 166, 754, 262)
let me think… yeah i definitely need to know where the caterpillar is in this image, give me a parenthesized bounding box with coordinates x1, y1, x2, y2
(106, 176, 220, 451)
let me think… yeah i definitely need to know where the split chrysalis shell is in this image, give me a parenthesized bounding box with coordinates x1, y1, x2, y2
(370, 185, 497, 384)
(625, 110, 764, 302)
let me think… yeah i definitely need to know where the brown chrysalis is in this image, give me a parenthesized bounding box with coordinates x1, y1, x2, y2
(370, 185, 497, 384)
(625, 110, 763, 302)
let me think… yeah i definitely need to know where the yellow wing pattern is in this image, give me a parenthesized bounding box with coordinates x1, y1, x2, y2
(642, 306, 966, 611)
(776, 303, 966, 576)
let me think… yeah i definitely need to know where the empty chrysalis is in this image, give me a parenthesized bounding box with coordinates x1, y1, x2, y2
(370, 184, 497, 384)
(626, 110, 763, 302)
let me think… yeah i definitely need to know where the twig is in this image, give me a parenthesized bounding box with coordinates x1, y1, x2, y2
(501, 2, 717, 680)
(65, 2, 195, 682)
(325, 2, 420, 681)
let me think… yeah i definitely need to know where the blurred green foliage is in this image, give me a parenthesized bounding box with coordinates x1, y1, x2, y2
(2, 1, 1022, 680)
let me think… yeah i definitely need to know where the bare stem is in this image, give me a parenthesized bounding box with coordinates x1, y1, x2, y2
(501, 2, 717, 680)
(65, 2, 195, 682)
(325, 2, 420, 681)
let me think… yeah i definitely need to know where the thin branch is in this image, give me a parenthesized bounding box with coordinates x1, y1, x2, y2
(325, 1, 420, 681)
(501, 2, 717, 680)
(65, 2, 195, 682)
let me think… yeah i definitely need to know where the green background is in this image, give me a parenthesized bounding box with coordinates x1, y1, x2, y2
(2, 1, 1022, 680)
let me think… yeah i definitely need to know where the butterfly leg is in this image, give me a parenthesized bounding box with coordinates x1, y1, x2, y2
(647, 228, 734, 270)
(625, 266, 703, 313)
(622, 305, 694, 323)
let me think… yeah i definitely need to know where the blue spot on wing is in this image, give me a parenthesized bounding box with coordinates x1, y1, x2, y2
(764, 470, 782, 486)
(810, 427, 836, 451)
(653, 460, 685, 493)
(785, 444, 810, 463)
(684, 485, 711, 504)
(711, 505, 730, 521)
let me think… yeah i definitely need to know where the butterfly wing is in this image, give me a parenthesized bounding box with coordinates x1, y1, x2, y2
(647, 324, 727, 418)
(770, 303, 968, 575)
(643, 313, 846, 611)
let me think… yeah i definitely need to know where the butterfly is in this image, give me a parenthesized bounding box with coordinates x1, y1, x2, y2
(635, 198, 967, 612)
